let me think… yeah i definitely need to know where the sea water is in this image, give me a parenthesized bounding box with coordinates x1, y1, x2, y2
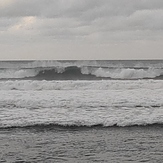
(0, 60, 163, 162)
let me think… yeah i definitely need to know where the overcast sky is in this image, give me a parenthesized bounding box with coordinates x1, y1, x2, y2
(0, 0, 163, 60)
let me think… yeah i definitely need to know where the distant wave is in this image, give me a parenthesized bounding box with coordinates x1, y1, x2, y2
(0, 66, 163, 80)
(1, 60, 163, 69)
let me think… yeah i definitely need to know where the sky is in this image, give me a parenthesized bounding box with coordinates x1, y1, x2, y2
(0, 0, 163, 60)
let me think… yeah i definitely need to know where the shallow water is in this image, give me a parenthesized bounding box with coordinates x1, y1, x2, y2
(1, 80, 163, 128)
(0, 125, 163, 163)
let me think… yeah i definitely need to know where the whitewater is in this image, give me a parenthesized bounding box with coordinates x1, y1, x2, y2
(0, 79, 163, 128)
(1, 60, 163, 162)
(0, 60, 163, 128)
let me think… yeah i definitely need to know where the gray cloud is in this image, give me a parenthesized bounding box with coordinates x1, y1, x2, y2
(1, 0, 163, 41)
(0, 0, 163, 59)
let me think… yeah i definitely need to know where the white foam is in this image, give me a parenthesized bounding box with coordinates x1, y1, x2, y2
(0, 80, 163, 127)
(1, 80, 163, 91)
(0, 67, 162, 80)
(82, 67, 163, 79)
(0, 69, 39, 79)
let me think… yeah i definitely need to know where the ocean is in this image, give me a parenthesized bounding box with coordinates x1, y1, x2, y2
(0, 60, 163, 162)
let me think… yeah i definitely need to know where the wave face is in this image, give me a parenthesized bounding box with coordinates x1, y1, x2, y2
(1, 80, 163, 129)
(0, 60, 163, 80)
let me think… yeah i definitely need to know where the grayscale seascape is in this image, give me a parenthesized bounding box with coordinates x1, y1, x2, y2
(0, 60, 163, 162)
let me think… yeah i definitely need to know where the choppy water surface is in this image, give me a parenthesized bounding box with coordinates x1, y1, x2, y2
(0, 125, 163, 163)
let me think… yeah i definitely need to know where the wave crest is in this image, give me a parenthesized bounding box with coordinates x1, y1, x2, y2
(82, 67, 163, 79)
(0, 66, 163, 80)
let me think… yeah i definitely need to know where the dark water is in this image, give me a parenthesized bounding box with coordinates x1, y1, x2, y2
(0, 125, 163, 163)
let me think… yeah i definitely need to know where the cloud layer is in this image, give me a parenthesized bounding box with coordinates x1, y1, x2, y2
(0, 0, 163, 59)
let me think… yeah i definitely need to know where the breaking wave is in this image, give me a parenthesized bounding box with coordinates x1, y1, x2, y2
(1, 80, 163, 91)
(0, 66, 163, 80)
(1, 121, 163, 129)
